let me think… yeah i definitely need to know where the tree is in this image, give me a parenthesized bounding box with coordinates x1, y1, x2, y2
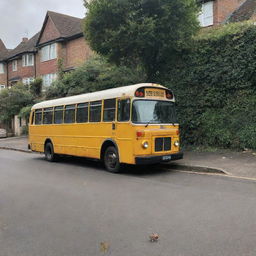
(45, 56, 145, 99)
(84, 0, 199, 81)
(30, 78, 43, 98)
(0, 83, 34, 122)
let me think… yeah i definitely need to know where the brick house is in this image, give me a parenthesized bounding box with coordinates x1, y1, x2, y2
(227, 0, 256, 23)
(7, 34, 39, 87)
(0, 39, 9, 90)
(0, 11, 92, 90)
(36, 11, 92, 88)
(198, 0, 252, 27)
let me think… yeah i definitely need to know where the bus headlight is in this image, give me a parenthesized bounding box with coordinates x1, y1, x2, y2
(142, 141, 149, 149)
(174, 140, 179, 147)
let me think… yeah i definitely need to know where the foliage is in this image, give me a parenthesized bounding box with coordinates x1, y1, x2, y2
(83, 0, 199, 80)
(45, 56, 146, 99)
(19, 105, 32, 120)
(0, 83, 34, 122)
(161, 22, 256, 150)
(30, 78, 43, 98)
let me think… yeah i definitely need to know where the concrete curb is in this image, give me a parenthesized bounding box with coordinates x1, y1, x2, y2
(0, 147, 229, 176)
(162, 163, 229, 175)
(0, 147, 32, 154)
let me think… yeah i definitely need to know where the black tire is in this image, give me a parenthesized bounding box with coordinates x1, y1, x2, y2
(104, 146, 121, 173)
(44, 142, 58, 162)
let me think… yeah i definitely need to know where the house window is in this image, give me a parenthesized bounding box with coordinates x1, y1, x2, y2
(0, 85, 6, 91)
(41, 43, 57, 62)
(42, 73, 57, 87)
(198, 1, 214, 27)
(12, 60, 18, 71)
(0, 63, 4, 74)
(22, 54, 34, 66)
(22, 77, 34, 85)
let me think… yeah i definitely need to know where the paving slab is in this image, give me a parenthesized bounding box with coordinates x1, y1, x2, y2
(0, 136, 29, 152)
(174, 151, 256, 179)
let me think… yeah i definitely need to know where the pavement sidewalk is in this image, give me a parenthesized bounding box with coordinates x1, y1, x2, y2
(1, 136, 256, 179)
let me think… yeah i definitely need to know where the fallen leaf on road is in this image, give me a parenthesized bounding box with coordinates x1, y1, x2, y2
(100, 242, 110, 253)
(149, 233, 159, 242)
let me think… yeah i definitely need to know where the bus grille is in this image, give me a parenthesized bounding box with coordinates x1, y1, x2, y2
(155, 137, 171, 152)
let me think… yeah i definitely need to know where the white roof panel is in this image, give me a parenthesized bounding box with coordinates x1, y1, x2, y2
(32, 83, 172, 110)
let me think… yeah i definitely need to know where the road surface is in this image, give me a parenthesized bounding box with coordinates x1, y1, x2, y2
(0, 149, 256, 256)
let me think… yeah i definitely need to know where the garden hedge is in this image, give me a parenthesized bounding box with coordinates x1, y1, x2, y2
(162, 22, 256, 150)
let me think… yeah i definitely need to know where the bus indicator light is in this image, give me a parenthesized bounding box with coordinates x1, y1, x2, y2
(136, 131, 145, 137)
(135, 88, 145, 97)
(166, 91, 173, 99)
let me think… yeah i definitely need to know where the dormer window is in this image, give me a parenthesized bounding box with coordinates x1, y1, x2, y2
(12, 60, 17, 71)
(41, 43, 57, 62)
(22, 54, 34, 67)
(0, 63, 4, 74)
(198, 1, 214, 27)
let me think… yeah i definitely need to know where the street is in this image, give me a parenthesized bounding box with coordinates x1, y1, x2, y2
(0, 149, 256, 256)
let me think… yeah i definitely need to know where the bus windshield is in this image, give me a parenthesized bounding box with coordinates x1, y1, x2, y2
(132, 100, 178, 124)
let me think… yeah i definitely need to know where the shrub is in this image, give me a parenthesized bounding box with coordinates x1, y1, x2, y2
(45, 56, 146, 99)
(162, 21, 256, 150)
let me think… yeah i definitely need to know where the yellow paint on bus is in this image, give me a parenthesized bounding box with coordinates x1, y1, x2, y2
(29, 83, 183, 172)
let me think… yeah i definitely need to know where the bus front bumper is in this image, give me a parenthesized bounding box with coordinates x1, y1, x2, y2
(135, 152, 183, 165)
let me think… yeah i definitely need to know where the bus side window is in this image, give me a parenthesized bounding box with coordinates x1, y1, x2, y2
(54, 106, 64, 124)
(117, 99, 130, 122)
(35, 109, 42, 125)
(64, 105, 76, 123)
(76, 103, 88, 123)
(103, 99, 116, 122)
(43, 108, 53, 124)
(89, 101, 102, 122)
(31, 111, 35, 125)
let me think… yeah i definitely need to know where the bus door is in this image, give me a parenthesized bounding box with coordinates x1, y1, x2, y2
(115, 98, 134, 163)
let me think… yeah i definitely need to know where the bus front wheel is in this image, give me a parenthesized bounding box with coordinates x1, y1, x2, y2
(44, 142, 58, 162)
(104, 146, 120, 173)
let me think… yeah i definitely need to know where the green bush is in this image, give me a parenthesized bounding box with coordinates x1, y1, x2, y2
(162, 21, 256, 150)
(45, 56, 146, 99)
(0, 83, 34, 123)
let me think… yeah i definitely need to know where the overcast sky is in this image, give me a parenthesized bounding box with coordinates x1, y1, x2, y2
(0, 0, 86, 49)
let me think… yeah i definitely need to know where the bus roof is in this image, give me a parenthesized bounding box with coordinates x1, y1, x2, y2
(32, 83, 172, 110)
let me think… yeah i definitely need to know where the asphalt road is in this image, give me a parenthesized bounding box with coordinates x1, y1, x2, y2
(0, 150, 256, 256)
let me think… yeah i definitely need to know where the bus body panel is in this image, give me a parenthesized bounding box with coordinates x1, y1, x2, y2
(29, 83, 183, 166)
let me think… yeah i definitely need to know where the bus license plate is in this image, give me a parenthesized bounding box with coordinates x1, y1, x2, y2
(162, 155, 172, 161)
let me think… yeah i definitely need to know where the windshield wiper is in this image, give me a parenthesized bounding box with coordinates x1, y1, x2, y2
(145, 119, 155, 128)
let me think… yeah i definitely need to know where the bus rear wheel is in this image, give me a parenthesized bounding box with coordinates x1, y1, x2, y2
(104, 146, 120, 173)
(44, 142, 58, 162)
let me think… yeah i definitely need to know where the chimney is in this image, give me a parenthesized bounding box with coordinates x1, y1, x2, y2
(22, 37, 28, 43)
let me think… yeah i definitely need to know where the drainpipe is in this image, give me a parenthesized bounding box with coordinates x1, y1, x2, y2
(34, 52, 37, 78)
(6, 60, 9, 88)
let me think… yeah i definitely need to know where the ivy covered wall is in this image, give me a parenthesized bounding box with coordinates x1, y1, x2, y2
(163, 22, 256, 149)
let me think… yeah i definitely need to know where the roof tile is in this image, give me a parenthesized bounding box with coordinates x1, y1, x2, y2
(228, 0, 256, 22)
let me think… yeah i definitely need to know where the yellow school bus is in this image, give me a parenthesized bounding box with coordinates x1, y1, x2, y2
(29, 83, 183, 172)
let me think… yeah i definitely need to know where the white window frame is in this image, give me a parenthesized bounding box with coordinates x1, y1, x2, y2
(198, 1, 214, 27)
(41, 43, 57, 62)
(0, 63, 4, 74)
(42, 73, 57, 87)
(12, 60, 18, 71)
(22, 54, 34, 67)
(0, 84, 6, 91)
(22, 77, 34, 85)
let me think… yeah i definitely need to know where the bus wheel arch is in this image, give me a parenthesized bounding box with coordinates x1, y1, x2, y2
(101, 140, 121, 173)
(44, 139, 58, 162)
